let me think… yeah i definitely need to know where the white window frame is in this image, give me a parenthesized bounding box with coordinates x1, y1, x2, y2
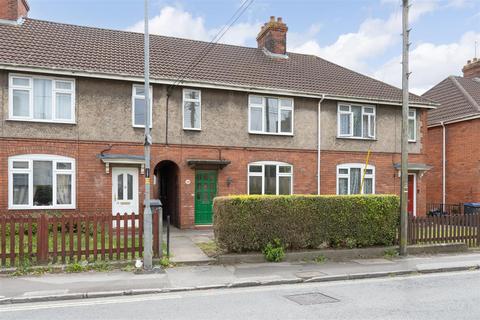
(8, 73, 76, 124)
(336, 163, 375, 195)
(8, 154, 76, 210)
(132, 84, 153, 128)
(248, 95, 294, 135)
(247, 161, 293, 195)
(408, 108, 416, 142)
(337, 103, 376, 139)
(182, 88, 202, 131)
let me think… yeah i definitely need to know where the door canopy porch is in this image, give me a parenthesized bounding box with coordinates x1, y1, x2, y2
(393, 162, 432, 178)
(98, 154, 145, 174)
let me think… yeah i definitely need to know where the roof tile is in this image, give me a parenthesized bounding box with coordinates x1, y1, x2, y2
(0, 18, 434, 105)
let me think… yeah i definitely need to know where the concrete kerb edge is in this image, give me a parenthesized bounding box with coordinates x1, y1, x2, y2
(2, 264, 478, 305)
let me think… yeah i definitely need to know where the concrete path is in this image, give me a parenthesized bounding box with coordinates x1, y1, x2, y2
(1, 251, 480, 304)
(167, 227, 214, 264)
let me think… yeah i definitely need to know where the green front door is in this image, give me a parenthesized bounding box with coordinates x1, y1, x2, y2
(194, 170, 217, 225)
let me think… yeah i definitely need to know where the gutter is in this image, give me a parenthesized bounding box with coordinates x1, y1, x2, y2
(317, 94, 325, 194)
(441, 121, 446, 205)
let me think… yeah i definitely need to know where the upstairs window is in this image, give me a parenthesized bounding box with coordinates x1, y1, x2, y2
(183, 89, 201, 130)
(337, 163, 375, 195)
(132, 84, 153, 128)
(248, 161, 293, 195)
(9, 74, 75, 123)
(249, 95, 293, 135)
(408, 109, 416, 142)
(338, 103, 375, 139)
(9, 155, 76, 209)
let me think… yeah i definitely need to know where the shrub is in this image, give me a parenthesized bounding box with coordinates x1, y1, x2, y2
(213, 194, 399, 253)
(263, 238, 285, 262)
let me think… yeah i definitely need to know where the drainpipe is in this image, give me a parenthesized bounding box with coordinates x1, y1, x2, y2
(317, 94, 325, 195)
(441, 121, 446, 205)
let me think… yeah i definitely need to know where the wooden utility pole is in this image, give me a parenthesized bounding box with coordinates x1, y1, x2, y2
(399, 0, 410, 256)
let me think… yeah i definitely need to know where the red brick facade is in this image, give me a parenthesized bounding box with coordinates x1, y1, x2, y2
(1, 137, 428, 228)
(426, 119, 480, 205)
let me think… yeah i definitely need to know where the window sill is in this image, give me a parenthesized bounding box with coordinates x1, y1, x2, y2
(132, 125, 153, 129)
(8, 205, 76, 210)
(7, 118, 76, 125)
(183, 128, 202, 131)
(249, 131, 294, 137)
(336, 136, 376, 141)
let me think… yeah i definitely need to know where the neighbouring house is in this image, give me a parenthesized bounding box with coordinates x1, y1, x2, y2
(423, 58, 480, 211)
(0, 0, 437, 228)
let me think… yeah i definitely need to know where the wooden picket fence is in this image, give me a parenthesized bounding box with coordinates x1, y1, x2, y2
(0, 211, 163, 267)
(408, 213, 480, 247)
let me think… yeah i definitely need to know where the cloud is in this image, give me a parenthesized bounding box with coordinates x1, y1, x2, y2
(290, 0, 437, 72)
(374, 31, 480, 94)
(126, 5, 260, 46)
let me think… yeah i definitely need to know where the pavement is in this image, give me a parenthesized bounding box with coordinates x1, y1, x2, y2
(1, 251, 480, 305)
(1, 269, 478, 319)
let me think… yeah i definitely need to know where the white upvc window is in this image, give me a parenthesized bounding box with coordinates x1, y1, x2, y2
(8, 74, 75, 123)
(132, 84, 153, 128)
(408, 108, 416, 142)
(8, 155, 76, 210)
(183, 89, 201, 130)
(337, 163, 375, 195)
(337, 103, 376, 139)
(248, 161, 293, 195)
(248, 95, 294, 135)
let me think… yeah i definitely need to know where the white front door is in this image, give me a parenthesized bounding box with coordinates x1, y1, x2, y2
(112, 167, 139, 215)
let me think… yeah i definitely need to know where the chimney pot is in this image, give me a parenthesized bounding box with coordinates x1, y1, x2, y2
(0, 0, 29, 21)
(257, 16, 288, 56)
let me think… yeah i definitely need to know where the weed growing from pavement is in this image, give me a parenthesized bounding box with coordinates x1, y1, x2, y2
(314, 254, 327, 264)
(263, 239, 285, 262)
(384, 248, 399, 259)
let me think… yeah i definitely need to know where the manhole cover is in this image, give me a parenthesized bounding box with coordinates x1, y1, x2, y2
(285, 292, 339, 305)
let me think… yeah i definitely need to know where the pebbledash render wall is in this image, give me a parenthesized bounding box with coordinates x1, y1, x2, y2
(0, 70, 430, 228)
(426, 119, 480, 205)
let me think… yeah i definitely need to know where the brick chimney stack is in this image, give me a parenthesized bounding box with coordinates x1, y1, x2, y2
(0, 0, 29, 21)
(257, 16, 288, 56)
(462, 58, 480, 79)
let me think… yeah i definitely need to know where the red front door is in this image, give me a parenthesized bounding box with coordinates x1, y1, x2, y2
(407, 175, 415, 216)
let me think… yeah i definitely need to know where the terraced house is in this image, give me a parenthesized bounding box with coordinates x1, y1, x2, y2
(0, 0, 437, 228)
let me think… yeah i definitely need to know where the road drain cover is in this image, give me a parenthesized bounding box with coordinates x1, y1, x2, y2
(285, 292, 339, 305)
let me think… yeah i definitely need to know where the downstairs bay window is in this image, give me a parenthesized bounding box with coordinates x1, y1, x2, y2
(337, 163, 375, 195)
(248, 161, 293, 195)
(9, 155, 76, 209)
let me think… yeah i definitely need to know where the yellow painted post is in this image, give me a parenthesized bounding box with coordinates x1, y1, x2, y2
(360, 148, 372, 194)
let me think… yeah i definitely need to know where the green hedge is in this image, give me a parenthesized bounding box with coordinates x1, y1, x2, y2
(213, 195, 400, 253)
